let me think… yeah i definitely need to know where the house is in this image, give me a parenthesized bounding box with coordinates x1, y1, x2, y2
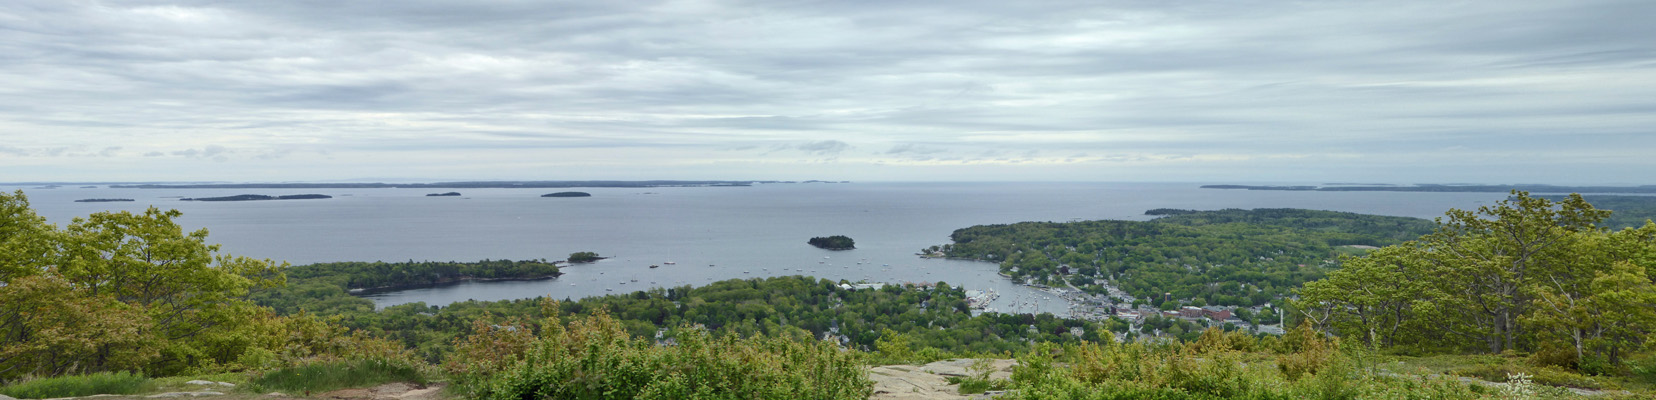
(1115, 310, 1142, 323)
(1179, 306, 1205, 319)
(1201, 306, 1233, 321)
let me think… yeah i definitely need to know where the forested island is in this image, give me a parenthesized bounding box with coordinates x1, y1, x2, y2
(1203, 183, 1656, 194)
(809, 235, 856, 250)
(180, 194, 332, 201)
(566, 251, 603, 263)
(73, 198, 134, 202)
(541, 191, 592, 197)
(425, 192, 461, 197)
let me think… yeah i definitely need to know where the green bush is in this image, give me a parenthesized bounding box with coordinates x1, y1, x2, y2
(1000, 336, 1486, 400)
(455, 305, 871, 400)
(245, 359, 424, 394)
(0, 371, 150, 399)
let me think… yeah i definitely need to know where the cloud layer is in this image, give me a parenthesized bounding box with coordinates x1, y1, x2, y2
(2, 0, 1652, 182)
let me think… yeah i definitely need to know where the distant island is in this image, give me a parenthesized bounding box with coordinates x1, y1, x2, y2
(542, 191, 592, 198)
(808, 235, 856, 250)
(181, 194, 332, 201)
(1201, 183, 1656, 194)
(74, 198, 134, 202)
(426, 192, 461, 196)
(110, 180, 770, 189)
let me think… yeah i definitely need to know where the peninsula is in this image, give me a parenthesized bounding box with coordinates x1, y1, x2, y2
(1201, 183, 1656, 194)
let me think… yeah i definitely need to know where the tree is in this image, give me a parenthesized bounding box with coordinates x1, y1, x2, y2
(1300, 192, 1656, 369)
(1420, 192, 1609, 353)
(0, 192, 289, 380)
(1297, 245, 1430, 348)
(568, 251, 601, 263)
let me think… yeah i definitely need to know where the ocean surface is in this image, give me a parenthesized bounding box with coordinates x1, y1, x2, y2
(13, 182, 1516, 313)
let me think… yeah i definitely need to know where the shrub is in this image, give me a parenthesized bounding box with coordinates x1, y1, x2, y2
(245, 359, 424, 394)
(455, 303, 872, 400)
(1276, 324, 1337, 381)
(0, 371, 150, 399)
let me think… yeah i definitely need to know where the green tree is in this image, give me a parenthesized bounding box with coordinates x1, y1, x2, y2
(1420, 192, 1609, 353)
(567, 251, 601, 263)
(1297, 245, 1431, 348)
(0, 193, 289, 380)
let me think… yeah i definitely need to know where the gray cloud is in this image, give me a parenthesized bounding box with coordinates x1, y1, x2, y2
(796, 140, 850, 155)
(0, 0, 1652, 182)
(172, 145, 231, 159)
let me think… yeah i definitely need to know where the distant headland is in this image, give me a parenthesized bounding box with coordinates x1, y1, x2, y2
(426, 192, 462, 196)
(181, 194, 333, 201)
(110, 180, 775, 189)
(74, 198, 135, 202)
(1201, 184, 1656, 194)
(542, 191, 592, 198)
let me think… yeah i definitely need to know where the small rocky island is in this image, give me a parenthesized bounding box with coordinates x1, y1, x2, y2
(567, 251, 604, 263)
(426, 192, 462, 196)
(75, 198, 135, 202)
(181, 194, 332, 201)
(808, 235, 856, 250)
(542, 191, 592, 197)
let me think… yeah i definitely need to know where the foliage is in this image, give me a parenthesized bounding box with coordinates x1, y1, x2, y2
(939, 208, 1434, 306)
(452, 302, 872, 400)
(808, 235, 856, 250)
(245, 359, 425, 395)
(567, 251, 602, 263)
(0, 371, 150, 399)
(261, 274, 1098, 362)
(1548, 195, 1656, 230)
(281, 259, 559, 291)
(0, 191, 292, 381)
(948, 358, 1008, 395)
(1001, 335, 1483, 400)
(1298, 192, 1656, 369)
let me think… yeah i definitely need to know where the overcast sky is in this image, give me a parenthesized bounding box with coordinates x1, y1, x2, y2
(2, 0, 1653, 183)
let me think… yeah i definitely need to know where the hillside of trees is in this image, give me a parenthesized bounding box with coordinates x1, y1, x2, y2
(283, 259, 559, 291)
(933, 208, 1436, 307)
(1298, 193, 1656, 372)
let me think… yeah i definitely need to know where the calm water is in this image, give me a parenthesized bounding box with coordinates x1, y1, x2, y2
(15, 182, 1512, 312)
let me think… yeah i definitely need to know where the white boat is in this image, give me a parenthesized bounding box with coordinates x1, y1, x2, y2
(664, 261, 676, 265)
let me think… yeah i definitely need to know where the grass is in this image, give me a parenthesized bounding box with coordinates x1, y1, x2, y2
(0, 371, 152, 399)
(244, 359, 425, 394)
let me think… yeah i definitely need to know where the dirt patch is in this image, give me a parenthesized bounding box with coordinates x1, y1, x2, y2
(314, 383, 444, 400)
(868, 359, 1016, 400)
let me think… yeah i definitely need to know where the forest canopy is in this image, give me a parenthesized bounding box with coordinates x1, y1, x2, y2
(809, 235, 856, 250)
(935, 208, 1436, 307)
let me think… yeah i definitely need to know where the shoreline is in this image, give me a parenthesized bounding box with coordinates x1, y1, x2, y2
(349, 274, 561, 295)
